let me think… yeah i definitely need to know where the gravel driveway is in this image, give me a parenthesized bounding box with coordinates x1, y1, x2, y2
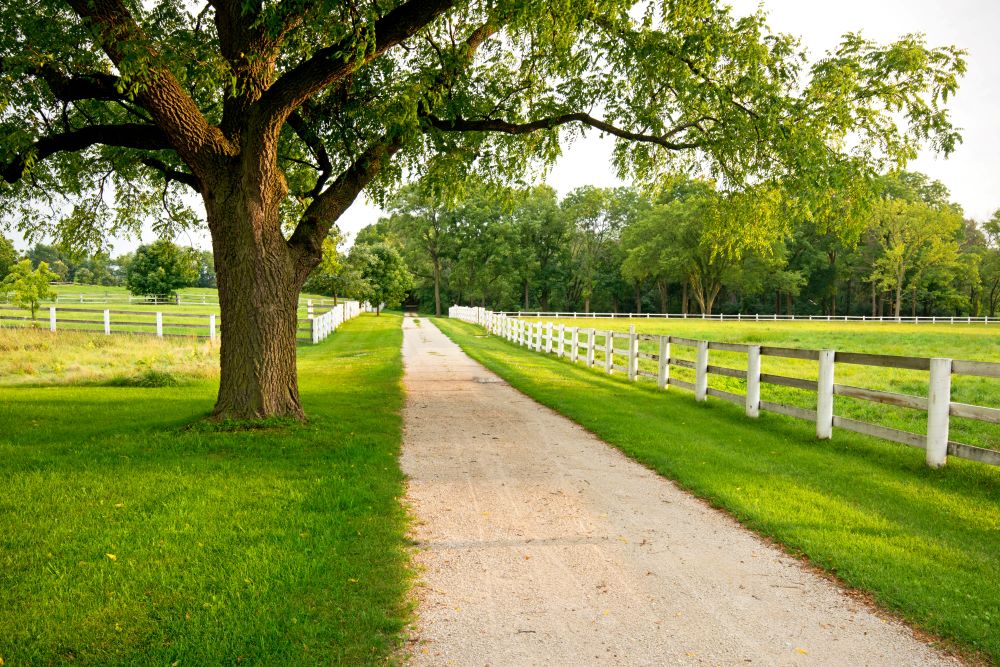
(401, 316, 954, 666)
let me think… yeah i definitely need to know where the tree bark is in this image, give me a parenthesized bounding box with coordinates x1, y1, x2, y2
(682, 282, 689, 315)
(206, 171, 310, 421)
(433, 256, 442, 317)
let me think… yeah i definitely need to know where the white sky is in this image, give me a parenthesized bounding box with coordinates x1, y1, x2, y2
(10, 0, 999, 252)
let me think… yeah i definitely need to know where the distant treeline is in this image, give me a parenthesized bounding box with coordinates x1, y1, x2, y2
(0, 239, 216, 294)
(354, 172, 1000, 318)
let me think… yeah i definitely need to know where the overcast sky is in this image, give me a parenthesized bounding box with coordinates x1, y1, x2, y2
(11, 0, 999, 252)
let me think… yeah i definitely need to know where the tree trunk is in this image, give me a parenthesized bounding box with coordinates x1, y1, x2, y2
(657, 279, 668, 313)
(524, 279, 530, 310)
(206, 176, 309, 421)
(433, 257, 442, 317)
(894, 283, 902, 318)
(775, 289, 781, 316)
(682, 282, 689, 315)
(871, 282, 877, 317)
(634, 282, 642, 313)
(584, 295, 590, 313)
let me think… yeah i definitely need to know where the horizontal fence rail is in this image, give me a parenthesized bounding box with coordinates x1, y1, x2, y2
(449, 306, 1000, 470)
(491, 310, 998, 325)
(1, 300, 364, 344)
(0, 292, 347, 307)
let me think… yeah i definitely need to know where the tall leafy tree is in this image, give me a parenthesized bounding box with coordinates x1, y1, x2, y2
(350, 242, 413, 315)
(0, 259, 57, 320)
(0, 235, 17, 280)
(0, 1, 965, 418)
(125, 239, 197, 298)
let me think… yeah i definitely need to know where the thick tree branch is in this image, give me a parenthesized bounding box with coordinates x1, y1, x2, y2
(2, 124, 169, 184)
(258, 0, 456, 127)
(138, 157, 202, 191)
(65, 0, 235, 171)
(287, 111, 334, 199)
(287, 138, 404, 268)
(424, 113, 704, 150)
(2, 59, 123, 102)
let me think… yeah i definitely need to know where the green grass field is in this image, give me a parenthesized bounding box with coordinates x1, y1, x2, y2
(436, 316, 1000, 662)
(524, 317, 1000, 452)
(0, 313, 412, 664)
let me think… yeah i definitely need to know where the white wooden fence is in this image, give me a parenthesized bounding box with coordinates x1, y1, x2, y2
(0, 292, 347, 307)
(306, 301, 361, 344)
(449, 306, 1000, 469)
(493, 310, 999, 325)
(0, 301, 362, 344)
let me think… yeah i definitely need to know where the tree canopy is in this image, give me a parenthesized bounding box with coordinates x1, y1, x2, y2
(0, 0, 968, 419)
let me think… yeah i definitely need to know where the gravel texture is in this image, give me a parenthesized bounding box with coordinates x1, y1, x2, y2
(401, 317, 955, 666)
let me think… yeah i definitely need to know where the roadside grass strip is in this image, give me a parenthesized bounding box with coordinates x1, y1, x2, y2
(0, 313, 410, 664)
(435, 317, 1000, 663)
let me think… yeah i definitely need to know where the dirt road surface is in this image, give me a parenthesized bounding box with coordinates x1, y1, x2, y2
(401, 317, 953, 666)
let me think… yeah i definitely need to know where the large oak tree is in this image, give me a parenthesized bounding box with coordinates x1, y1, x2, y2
(1, 0, 964, 419)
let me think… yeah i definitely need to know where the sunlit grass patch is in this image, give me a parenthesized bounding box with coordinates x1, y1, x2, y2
(0, 313, 411, 664)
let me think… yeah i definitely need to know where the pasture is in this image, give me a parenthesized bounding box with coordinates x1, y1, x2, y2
(435, 316, 1000, 662)
(0, 286, 355, 341)
(525, 317, 1000, 453)
(0, 314, 411, 664)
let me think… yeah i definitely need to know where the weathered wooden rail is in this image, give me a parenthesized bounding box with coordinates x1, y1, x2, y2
(449, 306, 1000, 469)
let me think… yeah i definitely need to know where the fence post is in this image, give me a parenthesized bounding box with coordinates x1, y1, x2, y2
(104, 309, 111, 335)
(209, 314, 217, 342)
(571, 328, 579, 363)
(49, 306, 57, 332)
(746, 345, 761, 418)
(156, 312, 163, 337)
(311, 317, 319, 344)
(586, 328, 596, 367)
(545, 322, 553, 353)
(556, 325, 564, 357)
(628, 325, 638, 381)
(657, 336, 670, 390)
(535, 322, 542, 351)
(926, 358, 953, 468)
(816, 350, 835, 439)
(605, 332, 613, 374)
(695, 340, 708, 401)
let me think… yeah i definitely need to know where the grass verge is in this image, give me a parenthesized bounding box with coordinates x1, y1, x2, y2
(435, 317, 1000, 662)
(0, 313, 410, 664)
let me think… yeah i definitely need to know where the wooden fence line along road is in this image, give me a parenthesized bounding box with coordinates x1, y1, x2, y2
(449, 306, 1000, 469)
(496, 310, 999, 325)
(0, 301, 363, 344)
(0, 292, 346, 307)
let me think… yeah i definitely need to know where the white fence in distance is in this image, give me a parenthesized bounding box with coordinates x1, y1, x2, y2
(0, 300, 363, 343)
(494, 310, 999, 325)
(0, 291, 348, 307)
(449, 305, 1000, 469)
(307, 301, 361, 344)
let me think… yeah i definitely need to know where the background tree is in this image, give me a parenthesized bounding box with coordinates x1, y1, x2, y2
(189, 250, 218, 289)
(0, 1, 966, 419)
(350, 242, 413, 315)
(125, 240, 196, 299)
(0, 235, 17, 281)
(0, 259, 57, 320)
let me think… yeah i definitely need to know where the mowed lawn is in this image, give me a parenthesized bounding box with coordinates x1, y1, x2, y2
(436, 317, 1000, 662)
(0, 313, 411, 664)
(525, 317, 1000, 452)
